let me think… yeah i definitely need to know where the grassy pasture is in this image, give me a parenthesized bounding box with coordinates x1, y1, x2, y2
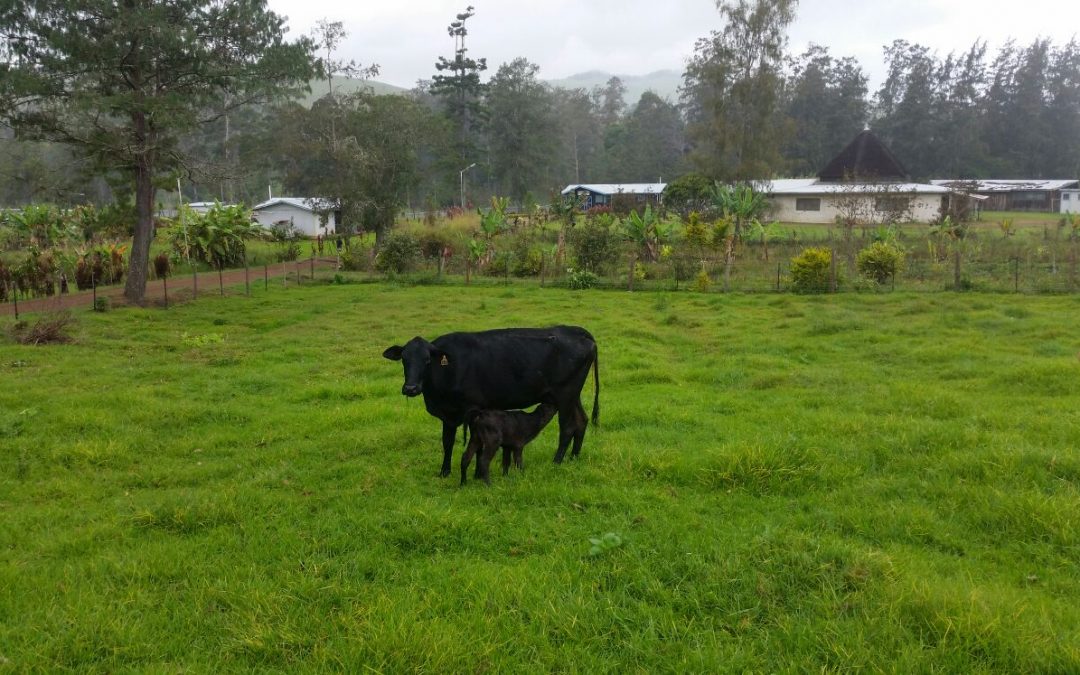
(1, 282, 1079, 671)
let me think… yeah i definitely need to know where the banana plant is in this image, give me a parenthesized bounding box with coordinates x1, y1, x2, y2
(710, 183, 769, 291)
(478, 196, 510, 239)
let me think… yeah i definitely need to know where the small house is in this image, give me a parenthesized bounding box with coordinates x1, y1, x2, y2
(251, 198, 339, 237)
(560, 183, 666, 210)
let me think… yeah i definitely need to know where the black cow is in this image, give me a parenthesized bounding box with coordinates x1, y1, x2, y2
(382, 326, 599, 477)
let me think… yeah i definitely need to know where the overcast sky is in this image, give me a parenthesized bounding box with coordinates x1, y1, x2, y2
(267, 0, 1077, 90)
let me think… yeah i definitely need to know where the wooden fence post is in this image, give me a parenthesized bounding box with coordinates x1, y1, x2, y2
(1014, 256, 1020, 293)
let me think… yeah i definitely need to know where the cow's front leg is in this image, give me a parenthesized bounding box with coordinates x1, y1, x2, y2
(440, 421, 457, 477)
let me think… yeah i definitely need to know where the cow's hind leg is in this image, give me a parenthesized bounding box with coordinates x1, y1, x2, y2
(502, 446, 513, 475)
(553, 405, 576, 464)
(570, 400, 588, 459)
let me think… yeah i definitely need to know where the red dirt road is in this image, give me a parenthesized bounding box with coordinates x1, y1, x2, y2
(2, 257, 342, 317)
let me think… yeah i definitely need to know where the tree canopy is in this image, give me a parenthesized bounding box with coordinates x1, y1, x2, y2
(0, 0, 315, 302)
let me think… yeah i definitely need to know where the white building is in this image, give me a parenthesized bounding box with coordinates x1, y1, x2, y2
(251, 198, 339, 237)
(764, 130, 978, 224)
(766, 178, 959, 224)
(1059, 189, 1080, 214)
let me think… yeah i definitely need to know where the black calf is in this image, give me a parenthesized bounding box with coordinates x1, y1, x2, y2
(461, 404, 558, 485)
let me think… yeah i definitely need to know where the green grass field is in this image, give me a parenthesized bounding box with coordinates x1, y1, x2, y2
(2, 281, 1079, 671)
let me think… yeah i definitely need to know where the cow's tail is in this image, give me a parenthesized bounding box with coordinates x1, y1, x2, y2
(591, 344, 600, 427)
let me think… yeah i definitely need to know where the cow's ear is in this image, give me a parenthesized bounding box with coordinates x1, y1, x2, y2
(432, 349, 450, 367)
(382, 346, 403, 361)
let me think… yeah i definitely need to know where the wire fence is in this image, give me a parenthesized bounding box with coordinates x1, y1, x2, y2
(6, 246, 1080, 321)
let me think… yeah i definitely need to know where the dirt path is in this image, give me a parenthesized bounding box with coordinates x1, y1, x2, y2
(2, 257, 342, 317)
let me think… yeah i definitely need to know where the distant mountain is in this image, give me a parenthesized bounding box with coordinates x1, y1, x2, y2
(298, 70, 685, 108)
(303, 77, 408, 104)
(545, 69, 683, 105)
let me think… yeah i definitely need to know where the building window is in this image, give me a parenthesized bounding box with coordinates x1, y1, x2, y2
(796, 198, 821, 211)
(1064, 193, 1071, 201)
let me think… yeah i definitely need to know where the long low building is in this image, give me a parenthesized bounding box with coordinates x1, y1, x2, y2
(763, 130, 979, 224)
(930, 179, 1079, 212)
(766, 178, 962, 224)
(561, 183, 666, 209)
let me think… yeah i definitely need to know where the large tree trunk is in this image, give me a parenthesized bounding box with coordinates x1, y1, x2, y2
(124, 113, 155, 305)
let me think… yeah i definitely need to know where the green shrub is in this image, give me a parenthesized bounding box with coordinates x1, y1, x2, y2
(512, 248, 543, 277)
(338, 248, 367, 271)
(567, 268, 600, 290)
(375, 232, 421, 274)
(484, 252, 511, 277)
(856, 241, 905, 284)
(790, 247, 833, 293)
(569, 219, 619, 274)
(693, 268, 712, 292)
(417, 230, 453, 261)
(93, 297, 110, 312)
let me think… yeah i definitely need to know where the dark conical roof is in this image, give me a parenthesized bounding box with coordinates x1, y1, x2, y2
(817, 130, 910, 182)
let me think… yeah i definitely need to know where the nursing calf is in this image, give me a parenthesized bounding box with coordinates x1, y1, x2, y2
(461, 404, 557, 485)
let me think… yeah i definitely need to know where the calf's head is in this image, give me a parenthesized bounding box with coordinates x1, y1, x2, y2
(382, 337, 448, 397)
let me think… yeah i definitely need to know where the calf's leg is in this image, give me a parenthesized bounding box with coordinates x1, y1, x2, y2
(460, 434, 480, 485)
(479, 442, 498, 485)
(502, 446, 513, 475)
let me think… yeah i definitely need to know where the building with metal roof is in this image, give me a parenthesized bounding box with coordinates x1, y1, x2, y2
(561, 183, 666, 209)
(929, 179, 1080, 212)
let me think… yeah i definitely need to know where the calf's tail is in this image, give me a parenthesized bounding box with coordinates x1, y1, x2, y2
(591, 345, 600, 427)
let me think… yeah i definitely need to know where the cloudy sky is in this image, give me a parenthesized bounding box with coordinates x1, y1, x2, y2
(267, 0, 1077, 89)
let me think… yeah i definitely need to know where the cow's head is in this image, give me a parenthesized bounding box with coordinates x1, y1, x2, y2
(382, 337, 448, 397)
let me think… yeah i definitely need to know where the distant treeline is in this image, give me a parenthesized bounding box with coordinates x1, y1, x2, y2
(2, 4, 1078, 210)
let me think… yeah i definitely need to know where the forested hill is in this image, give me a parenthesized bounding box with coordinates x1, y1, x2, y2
(304, 70, 683, 104)
(546, 70, 682, 103)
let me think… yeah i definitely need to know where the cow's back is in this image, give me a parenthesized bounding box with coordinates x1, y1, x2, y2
(428, 326, 595, 414)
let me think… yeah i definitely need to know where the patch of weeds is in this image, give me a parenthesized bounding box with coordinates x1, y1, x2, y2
(181, 332, 224, 348)
(653, 294, 670, 312)
(212, 318, 228, 326)
(1003, 306, 1032, 320)
(11, 311, 76, 345)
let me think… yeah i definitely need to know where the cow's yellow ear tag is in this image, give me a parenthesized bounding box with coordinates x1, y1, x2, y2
(440, 355, 449, 366)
